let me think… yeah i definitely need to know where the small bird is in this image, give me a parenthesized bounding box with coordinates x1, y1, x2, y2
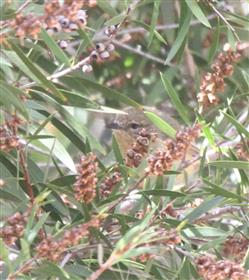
(108, 107, 180, 154)
(108, 107, 200, 188)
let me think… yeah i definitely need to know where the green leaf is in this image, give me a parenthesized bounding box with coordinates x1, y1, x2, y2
(77, 28, 95, 49)
(138, 189, 185, 198)
(34, 261, 71, 280)
(73, 77, 142, 108)
(2, 50, 38, 81)
(132, 20, 167, 45)
(144, 111, 176, 138)
(0, 80, 29, 118)
(112, 134, 125, 165)
(29, 112, 56, 141)
(0, 239, 12, 272)
(209, 160, 249, 170)
(185, 196, 224, 222)
(97, 0, 118, 16)
(160, 72, 190, 125)
(40, 28, 70, 67)
(222, 111, 249, 138)
(9, 42, 65, 101)
(185, 0, 211, 28)
(20, 238, 31, 260)
(165, 7, 191, 64)
(244, 246, 249, 269)
(59, 89, 99, 109)
(196, 113, 216, 148)
(26, 212, 50, 243)
(32, 90, 104, 153)
(148, 0, 161, 46)
(208, 19, 220, 63)
(37, 110, 86, 153)
(203, 178, 248, 201)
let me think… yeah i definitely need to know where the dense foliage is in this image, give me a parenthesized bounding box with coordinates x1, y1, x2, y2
(0, 0, 249, 279)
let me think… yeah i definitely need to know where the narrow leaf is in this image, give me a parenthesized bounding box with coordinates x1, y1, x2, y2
(185, 196, 224, 222)
(144, 111, 176, 138)
(185, 0, 211, 28)
(139, 189, 185, 198)
(148, 0, 161, 46)
(209, 160, 249, 170)
(9, 41, 64, 100)
(222, 111, 249, 138)
(73, 77, 142, 108)
(165, 8, 191, 64)
(40, 28, 70, 66)
(132, 20, 167, 45)
(208, 19, 220, 63)
(160, 72, 190, 124)
(0, 81, 29, 118)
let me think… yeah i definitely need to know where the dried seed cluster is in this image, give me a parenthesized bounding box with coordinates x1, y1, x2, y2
(82, 27, 117, 73)
(145, 126, 200, 175)
(222, 235, 249, 262)
(197, 43, 242, 109)
(74, 153, 98, 204)
(0, 212, 28, 245)
(196, 255, 249, 280)
(100, 170, 122, 198)
(125, 128, 157, 168)
(0, 116, 22, 152)
(9, 0, 93, 44)
(36, 217, 100, 262)
(236, 140, 249, 161)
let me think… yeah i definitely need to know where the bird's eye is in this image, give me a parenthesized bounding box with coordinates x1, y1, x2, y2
(130, 122, 140, 129)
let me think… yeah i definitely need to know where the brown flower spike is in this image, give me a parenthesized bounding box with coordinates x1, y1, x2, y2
(36, 217, 100, 262)
(100, 170, 122, 198)
(197, 43, 242, 109)
(196, 255, 249, 280)
(222, 235, 249, 262)
(0, 116, 22, 152)
(74, 153, 98, 204)
(8, 0, 90, 44)
(125, 128, 157, 168)
(0, 212, 28, 245)
(146, 126, 200, 176)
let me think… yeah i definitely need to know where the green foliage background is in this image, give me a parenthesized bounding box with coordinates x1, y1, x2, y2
(0, 0, 249, 279)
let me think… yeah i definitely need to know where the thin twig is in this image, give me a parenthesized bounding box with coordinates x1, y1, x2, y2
(113, 39, 169, 65)
(174, 246, 195, 260)
(16, 0, 32, 14)
(86, 254, 116, 280)
(208, 2, 240, 41)
(19, 149, 34, 203)
(196, 206, 244, 223)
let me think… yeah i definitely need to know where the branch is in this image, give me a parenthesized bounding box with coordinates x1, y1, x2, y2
(113, 39, 169, 65)
(195, 206, 244, 223)
(93, 14, 217, 42)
